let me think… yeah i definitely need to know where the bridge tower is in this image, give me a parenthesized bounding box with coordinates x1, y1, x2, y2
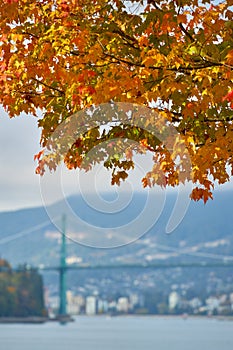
(58, 214, 67, 316)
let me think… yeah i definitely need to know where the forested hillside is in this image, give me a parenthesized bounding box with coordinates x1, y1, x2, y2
(0, 259, 46, 317)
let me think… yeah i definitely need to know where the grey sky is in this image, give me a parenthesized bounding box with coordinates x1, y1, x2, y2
(0, 107, 43, 211)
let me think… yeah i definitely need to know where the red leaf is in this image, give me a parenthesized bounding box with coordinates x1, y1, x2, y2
(222, 90, 233, 102)
(34, 150, 44, 161)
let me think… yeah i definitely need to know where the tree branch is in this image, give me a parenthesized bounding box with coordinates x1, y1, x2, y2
(31, 78, 65, 95)
(102, 50, 225, 72)
(179, 23, 195, 43)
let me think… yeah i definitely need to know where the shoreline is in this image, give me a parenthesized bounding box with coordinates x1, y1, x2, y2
(1, 314, 233, 324)
(0, 315, 74, 324)
(0, 317, 48, 324)
(75, 314, 233, 321)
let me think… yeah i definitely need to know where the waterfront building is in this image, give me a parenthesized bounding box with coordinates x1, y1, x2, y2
(86, 296, 97, 315)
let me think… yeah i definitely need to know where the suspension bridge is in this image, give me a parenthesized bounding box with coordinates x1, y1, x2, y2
(1, 214, 233, 319)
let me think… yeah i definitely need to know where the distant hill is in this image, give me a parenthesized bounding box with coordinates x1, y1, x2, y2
(0, 190, 233, 267)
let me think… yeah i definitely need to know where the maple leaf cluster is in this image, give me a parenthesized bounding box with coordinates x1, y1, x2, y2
(0, 0, 233, 202)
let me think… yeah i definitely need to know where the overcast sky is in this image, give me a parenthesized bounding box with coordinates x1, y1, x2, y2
(0, 107, 42, 211)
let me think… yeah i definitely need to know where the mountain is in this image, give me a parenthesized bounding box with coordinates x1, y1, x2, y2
(0, 189, 232, 268)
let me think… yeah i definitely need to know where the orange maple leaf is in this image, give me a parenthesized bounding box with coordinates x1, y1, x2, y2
(34, 150, 44, 161)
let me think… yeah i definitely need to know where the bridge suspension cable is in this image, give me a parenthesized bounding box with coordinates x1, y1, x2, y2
(152, 242, 233, 261)
(1, 215, 233, 262)
(0, 218, 58, 245)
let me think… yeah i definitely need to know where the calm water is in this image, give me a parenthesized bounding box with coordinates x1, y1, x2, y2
(0, 316, 233, 350)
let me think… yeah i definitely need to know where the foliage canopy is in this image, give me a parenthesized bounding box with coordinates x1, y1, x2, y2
(0, 260, 46, 317)
(1, 0, 233, 201)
